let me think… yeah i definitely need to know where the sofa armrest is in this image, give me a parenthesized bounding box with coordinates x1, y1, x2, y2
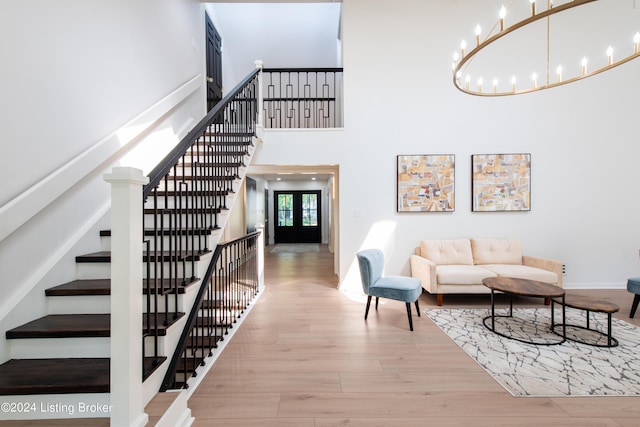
(410, 255, 438, 293)
(522, 255, 563, 287)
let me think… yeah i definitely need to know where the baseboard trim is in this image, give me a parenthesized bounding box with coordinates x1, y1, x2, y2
(564, 282, 627, 290)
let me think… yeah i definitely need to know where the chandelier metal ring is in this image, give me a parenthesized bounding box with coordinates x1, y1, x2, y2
(452, 0, 640, 96)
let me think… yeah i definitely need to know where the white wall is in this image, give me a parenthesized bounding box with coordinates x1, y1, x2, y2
(252, 0, 640, 293)
(207, 2, 342, 86)
(0, 0, 207, 361)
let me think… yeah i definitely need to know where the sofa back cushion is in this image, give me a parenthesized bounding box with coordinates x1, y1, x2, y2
(471, 238, 522, 265)
(420, 239, 474, 265)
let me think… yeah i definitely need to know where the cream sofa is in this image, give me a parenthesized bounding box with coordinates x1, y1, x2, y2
(410, 238, 562, 306)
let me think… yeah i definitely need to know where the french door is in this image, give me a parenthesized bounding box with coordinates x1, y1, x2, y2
(274, 191, 321, 243)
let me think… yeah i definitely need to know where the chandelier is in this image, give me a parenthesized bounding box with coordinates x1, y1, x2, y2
(452, 0, 640, 96)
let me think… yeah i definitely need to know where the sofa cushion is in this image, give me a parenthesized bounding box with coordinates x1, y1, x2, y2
(481, 264, 557, 284)
(420, 239, 474, 265)
(436, 265, 497, 285)
(471, 238, 522, 265)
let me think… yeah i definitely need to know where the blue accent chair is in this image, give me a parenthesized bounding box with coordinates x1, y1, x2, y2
(627, 277, 640, 318)
(356, 249, 423, 331)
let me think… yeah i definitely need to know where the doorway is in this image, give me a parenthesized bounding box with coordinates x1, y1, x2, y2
(274, 191, 321, 244)
(205, 13, 223, 112)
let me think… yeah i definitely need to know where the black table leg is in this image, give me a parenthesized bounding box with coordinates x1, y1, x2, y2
(491, 289, 495, 331)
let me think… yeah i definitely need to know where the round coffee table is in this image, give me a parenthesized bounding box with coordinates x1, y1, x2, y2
(482, 277, 566, 345)
(550, 294, 619, 347)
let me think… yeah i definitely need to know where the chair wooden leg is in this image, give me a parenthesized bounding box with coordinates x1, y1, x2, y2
(631, 294, 640, 318)
(405, 302, 414, 331)
(414, 300, 420, 316)
(364, 295, 372, 320)
(375, 296, 379, 310)
(437, 294, 443, 306)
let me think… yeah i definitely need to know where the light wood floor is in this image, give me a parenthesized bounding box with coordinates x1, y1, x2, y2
(187, 245, 640, 426)
(3, 245, 640, 426)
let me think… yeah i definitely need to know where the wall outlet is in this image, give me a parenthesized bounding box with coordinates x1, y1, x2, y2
(562, 264, 566, 275)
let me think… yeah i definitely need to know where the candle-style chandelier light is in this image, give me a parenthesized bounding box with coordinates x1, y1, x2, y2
(452, 0, 640, 96)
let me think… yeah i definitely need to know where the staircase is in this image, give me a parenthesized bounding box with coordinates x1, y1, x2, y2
(0, 69, 261, 422)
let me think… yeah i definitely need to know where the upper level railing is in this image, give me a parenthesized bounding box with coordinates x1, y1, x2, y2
(262, 67, 343, 129)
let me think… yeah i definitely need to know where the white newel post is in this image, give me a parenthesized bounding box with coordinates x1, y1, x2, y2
(255, 59, 264, 129)
(104, 167, 149, 427)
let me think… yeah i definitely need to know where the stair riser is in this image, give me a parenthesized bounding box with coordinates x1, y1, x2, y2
(10, 338, 109, 359)
(76, 262, 199, 281)
(47, 294, 196, 315)
(185, 150, 248, 159)
(144, 197, 230, 210)
(147, 179, 236, 193)
(143, 212, 222, 224)
(47, 295, 110, 314)
(167, 165, 243, 176)
(101, 234, 217, 253)
(9, 325, 195, 361)
(144, 315, 187, 358)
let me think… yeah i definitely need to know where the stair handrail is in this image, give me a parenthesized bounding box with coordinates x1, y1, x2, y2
(141, 65, 261, 389)
(159, 231, 260, 391)
(144, 68, 260, 196)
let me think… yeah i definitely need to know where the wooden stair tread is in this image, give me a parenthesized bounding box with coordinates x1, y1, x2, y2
(75, 250, 211, 263)
(46, 278, 199, 296)
(46, 279, 111, 296)
(176, 162, 242, 168)
(141, 207, 222, 214)
(155, 175, 237, 181)
(185, 335, 223, 348)
(6, 313, 185, 339)
(143, 312, 185, 334)
(201, 131, 254, 138)
(0, 357, 166, 394)
(151, 190, 231, 197)
(6, 314, 110, 338)
(100, 229, 215, 237)
(0, 358, 110, 395)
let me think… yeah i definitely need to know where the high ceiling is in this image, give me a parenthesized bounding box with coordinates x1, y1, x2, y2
(205, 0, 340, 2)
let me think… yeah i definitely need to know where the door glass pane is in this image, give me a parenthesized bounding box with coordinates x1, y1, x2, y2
(277, 194, 293, 226)
(302, 194, 318, 226)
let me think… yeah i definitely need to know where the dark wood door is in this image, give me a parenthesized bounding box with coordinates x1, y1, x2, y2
(274, 191, 321, 244)
(205, 13, 222, 112)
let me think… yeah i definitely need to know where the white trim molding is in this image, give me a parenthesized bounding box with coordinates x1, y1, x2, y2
(0, 75, 201, 243)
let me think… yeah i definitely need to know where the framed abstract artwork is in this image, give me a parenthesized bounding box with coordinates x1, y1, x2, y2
(397, 154, 455, 212)
(471, 153, 531, 212)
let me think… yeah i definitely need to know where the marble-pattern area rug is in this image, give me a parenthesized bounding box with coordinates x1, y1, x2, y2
(424, 308, 640, 397)
(270, 243, 320, 253)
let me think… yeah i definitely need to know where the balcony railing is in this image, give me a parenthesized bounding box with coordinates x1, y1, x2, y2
(262, 67, 343, 129)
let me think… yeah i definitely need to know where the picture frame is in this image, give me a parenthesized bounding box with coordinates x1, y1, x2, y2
(397, 154, 455, 212)
(471, 153, 531, 212)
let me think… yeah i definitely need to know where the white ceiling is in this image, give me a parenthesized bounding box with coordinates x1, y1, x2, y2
(205, 0, 340, 2)
(247, 165, 336, 184)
